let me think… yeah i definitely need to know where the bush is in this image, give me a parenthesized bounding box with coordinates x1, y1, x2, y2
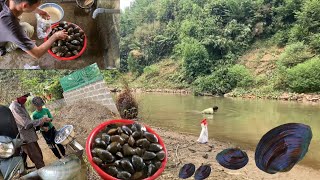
(47, 80, 64, 100)
(228, 64, 254, 88)
(287, 57, 320, 93)
(127, 50, 146, 77)
(143, 65, 160, 79)
(278, 42, 313, 67)
(175, 38, 211, 82)
(271, 30, 289, 47)
(192, 67, 236, 96)
(309, 33, 320, 53)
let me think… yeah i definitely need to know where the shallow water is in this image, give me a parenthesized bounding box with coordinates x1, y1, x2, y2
(135, 93, 320, 169)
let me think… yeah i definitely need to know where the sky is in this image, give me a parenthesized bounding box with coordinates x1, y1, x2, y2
(120, 0, 136, 10)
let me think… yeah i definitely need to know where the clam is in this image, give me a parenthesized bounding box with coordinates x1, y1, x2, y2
(92, 157, 103, 166)
(194, 164, 211, 180)
(101, 133, 111, 144)
(132, 155, 145, 171)
(216, 148, 248, 170)
(156, 150, 166, 161)
(148, 143, 162, 152)
(117, 171, 131, 180)
(106, 166, 119, 177)
(121, 159, 135, 174)
(255, 123, 312, 174)
(142, 151, 156, 160)
(144, 132, 158, 143)
(136, 138, 150, 149)
(147, 164, 157, 177)
(179, 163, 195, 179)
(111, 135, 125, 145)
(107, 142, 121, 154)
(95, 148, 115, 163)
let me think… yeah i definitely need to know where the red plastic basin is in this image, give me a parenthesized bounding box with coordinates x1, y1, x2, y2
(85, 119, 168, 180)
(44, 22, 87, 61)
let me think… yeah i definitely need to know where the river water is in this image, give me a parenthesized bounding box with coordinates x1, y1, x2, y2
(135, 93, 320, 169)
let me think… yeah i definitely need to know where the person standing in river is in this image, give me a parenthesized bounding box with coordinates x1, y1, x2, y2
(0, 0, 68, 58)
(32, 96, 66, 159)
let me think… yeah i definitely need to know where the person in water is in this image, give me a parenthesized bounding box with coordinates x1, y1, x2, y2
(201, 106, 218, 114)
(32, 96, 66, 159)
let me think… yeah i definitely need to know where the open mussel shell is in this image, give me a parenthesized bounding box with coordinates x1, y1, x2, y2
(255, 123, 312, 174)
(178, 163, 195, 179)
(216, 148, 248, 170)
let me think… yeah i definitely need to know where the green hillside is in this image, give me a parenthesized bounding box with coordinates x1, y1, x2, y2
(120, 0, 320, 96)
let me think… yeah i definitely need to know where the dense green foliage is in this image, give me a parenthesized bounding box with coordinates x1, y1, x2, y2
(121, 0, 320, 95)
(286, 57, 320, 93)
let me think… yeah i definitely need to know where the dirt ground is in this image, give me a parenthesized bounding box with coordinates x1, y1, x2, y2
(26, 101, 320, 180)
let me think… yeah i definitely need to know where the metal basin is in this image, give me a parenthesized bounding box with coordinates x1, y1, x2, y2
(54, 125, 75, 146)
(37, 3, 64, 24)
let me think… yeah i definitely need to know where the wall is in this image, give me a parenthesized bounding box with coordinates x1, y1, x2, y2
(62, 80, 119, 114)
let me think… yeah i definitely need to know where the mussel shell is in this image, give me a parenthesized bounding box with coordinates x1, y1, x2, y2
(255, 123, 312, 174)
(116, 152, 124, 158)
(135, 147, 144, 157)
(144, 132, 158, 143)
(95, 148, 115, 163)
(92, 157, 103, 166)
(194, 165, 211, 180)
(101, 133, 111, 144)
(121, 133, 130, 142)
(117, 127, 123, 134)
(94, 137, 107, 148)
(147, 164, 157, 177)
(216, 148, 248, 170)
(156, 150, 166, 161)
(132, 171, 144, 180)
(154, 160, 162, 170)
(117, 171, 131, 180)
(108, 128, 118, 135)
(122, 125, 133, 135)
(65, 52, 72, 57)
(148, 143, 163, 152)
(136, 138, 150, 149)
(107, 142, 121, 154)
(121, 159, 135, 174)
(142, 151, 157, 160)
(72, 50, 79, 55)
(132, 155, 145, 172)
(132, 131, 142, 139)
(111, 135, 126, 145)
(74, 27, 80, 33)
(106, 166, 119, 177)
(67, 27, 73, 34)
(123, 143, 136, 156)
(91, 149, 98, 157)
(71, 40, 80, 46)
(128, 136, 135, 147)
(179, 163, 195, 179)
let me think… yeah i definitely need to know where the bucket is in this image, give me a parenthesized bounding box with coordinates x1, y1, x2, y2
(85, 119, 168, 180)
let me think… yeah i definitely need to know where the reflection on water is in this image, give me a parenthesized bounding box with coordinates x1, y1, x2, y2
(135, 93, 320, 169)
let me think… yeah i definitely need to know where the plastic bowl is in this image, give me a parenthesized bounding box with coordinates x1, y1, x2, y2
(44, 22, 87, 61)
(86, 119, 168, 180)
(38, 3, 64, 24)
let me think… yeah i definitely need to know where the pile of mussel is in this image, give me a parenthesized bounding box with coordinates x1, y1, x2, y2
(47, 21, 85, 57)
(91, 123, 166, 180)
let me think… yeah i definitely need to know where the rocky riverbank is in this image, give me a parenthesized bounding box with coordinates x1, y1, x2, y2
(107, 87, 320, 104)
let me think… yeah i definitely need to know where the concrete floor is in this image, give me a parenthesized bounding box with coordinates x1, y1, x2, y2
(0, 1, 119, 69)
